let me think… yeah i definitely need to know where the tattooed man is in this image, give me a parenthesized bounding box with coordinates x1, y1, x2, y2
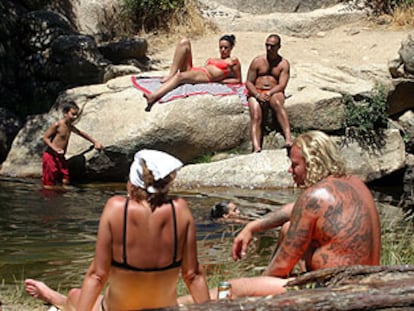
(227, 130, 380, 299)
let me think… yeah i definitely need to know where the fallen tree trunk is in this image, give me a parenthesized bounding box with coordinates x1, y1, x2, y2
(180, 265, 414, 310)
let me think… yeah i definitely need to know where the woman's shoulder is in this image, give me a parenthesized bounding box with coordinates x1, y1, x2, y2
(104, 195, 128, 209)
(171, 197, 188, 209)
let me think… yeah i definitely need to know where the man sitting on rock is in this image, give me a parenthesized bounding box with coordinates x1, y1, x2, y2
(179, 130, 381, 303)
(246, 34, 293, 152)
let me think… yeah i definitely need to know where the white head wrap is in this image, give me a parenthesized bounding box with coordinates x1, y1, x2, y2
(129, 149, 183, 193)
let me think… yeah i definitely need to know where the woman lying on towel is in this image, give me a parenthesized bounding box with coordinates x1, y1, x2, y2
(144, 34, 242, 111)
(25, 149, 209, 311)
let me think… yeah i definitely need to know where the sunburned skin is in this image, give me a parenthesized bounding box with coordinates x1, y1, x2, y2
(266, 176, 381, 277)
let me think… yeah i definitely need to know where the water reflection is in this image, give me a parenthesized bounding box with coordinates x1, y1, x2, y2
(0, 177, 299, 292)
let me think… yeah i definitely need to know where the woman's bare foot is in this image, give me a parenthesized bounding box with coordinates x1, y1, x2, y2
(25, 279, 67, 308)
(160, 74, 173, 83)
(143, 93, 156, 112)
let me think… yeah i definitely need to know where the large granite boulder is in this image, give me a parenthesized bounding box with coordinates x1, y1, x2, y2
(387, 33, 414, 116)
(202, 0, 341, 14)
(0, 75, 250, 181)
(197, 1, 366, 36)
(175, 129, 406, 188)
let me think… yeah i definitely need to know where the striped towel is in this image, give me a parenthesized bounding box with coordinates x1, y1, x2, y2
(132, 76, 248, 106)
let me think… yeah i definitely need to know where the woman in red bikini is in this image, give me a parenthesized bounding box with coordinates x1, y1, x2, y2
(144, 34, 242, 111)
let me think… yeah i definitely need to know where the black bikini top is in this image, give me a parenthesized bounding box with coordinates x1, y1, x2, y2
(111, 198, 182, 272)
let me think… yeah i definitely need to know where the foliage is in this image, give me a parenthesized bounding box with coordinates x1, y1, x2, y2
(122, 0, 187, 32)
(343, 86, 388, 133)
(381, 220, 414, 265)
(342, 85, 389, 150)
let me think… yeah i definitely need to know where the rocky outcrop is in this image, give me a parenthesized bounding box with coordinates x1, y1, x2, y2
(208, 0, 341, 14)
(175, 129, 405, 188)
(197, 1, 366, 37)
(0, 75, 250, 181)
(387, 32, 414, 116)
(0, 60, 406, 185)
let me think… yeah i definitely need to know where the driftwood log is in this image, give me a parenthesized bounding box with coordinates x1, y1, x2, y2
(180, 265, 414, 310)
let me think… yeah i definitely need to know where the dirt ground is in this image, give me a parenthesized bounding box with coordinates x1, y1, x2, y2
(149, 20, 412, 79)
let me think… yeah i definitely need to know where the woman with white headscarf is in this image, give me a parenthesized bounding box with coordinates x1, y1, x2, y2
(25, 149, 210, 311)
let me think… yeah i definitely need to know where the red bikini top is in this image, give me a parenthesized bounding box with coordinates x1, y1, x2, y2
(206, 58, 234, 76)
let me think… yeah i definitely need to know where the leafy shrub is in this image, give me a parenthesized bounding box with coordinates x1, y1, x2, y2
(343, 85, 389, 150)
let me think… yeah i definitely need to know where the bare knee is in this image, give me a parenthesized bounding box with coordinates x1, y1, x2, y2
(270, 93, 285, 109)
(248, 100, 262, 123)
(178, 37, 191, 49)
(67, 288, 81, 307)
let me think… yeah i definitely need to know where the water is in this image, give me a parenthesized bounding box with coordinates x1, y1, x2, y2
(0, 177, 299, 292)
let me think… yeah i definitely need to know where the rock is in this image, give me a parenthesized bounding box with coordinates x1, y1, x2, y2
(198, 1, 366, 37)
(337, 129, 405, 182)
(286, 86, 344, 131)
(206, 0, 341, 14)
(99, 38, 148, 64)
(400, 32, 414, 75)
(398, 111, 414, 153)
(175, 149, 293, 189)
(0, 108, 22, 163)
(175, 129, 405, 188)
(387, 78, 414, 116)
(0, 75, 250, 181)
(103, 65, 142, 82)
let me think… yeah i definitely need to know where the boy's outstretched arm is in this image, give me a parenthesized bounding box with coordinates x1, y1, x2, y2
(71, 126, 104, 150)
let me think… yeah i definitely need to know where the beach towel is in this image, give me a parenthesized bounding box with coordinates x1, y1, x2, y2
(132, 76, 248, 106)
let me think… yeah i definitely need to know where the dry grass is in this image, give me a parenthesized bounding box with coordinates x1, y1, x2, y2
(392, 4, 414, 27)
(140, 0, 218, 56)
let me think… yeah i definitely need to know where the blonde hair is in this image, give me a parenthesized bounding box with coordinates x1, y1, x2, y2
(293, 131, 347, 187)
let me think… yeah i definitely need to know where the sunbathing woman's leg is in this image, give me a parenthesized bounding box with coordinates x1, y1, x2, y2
(144, 69, 210, 111)
(25, 279, 103, 311)
(25, 279, 68, 310)
(161, 38, 193, 83)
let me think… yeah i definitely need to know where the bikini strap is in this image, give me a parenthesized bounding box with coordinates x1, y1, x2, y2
(171, 200, 178, 263)
(122, 197, 129, 264)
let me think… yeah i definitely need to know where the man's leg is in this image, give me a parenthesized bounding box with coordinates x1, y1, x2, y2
(269, 93, 292, 147)
(248, 97, 263, 153)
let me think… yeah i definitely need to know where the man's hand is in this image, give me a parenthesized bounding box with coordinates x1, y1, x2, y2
(232, 225, 254, 261)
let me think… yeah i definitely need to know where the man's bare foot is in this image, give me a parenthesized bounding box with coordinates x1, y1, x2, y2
(25, 279, 67, 308)
(143, 93, 156, 112)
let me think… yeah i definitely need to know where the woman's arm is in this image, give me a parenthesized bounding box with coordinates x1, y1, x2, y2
(76, 198, 116, 311)
(221, 58, 242, 84)
(179, 198, 210, 303)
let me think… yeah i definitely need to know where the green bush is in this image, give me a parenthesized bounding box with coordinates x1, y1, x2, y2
(343, 85, 389, 150)
(343, 85, 388, 133)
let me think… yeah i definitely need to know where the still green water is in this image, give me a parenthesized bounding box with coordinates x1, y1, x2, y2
(0, 177, 299, 292)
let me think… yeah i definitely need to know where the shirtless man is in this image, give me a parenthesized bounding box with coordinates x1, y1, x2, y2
(246, 34, 292, 152)
(229, 131, 380, 298)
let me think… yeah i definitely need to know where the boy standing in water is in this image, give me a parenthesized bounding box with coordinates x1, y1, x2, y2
(42, 101, 103, 189)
